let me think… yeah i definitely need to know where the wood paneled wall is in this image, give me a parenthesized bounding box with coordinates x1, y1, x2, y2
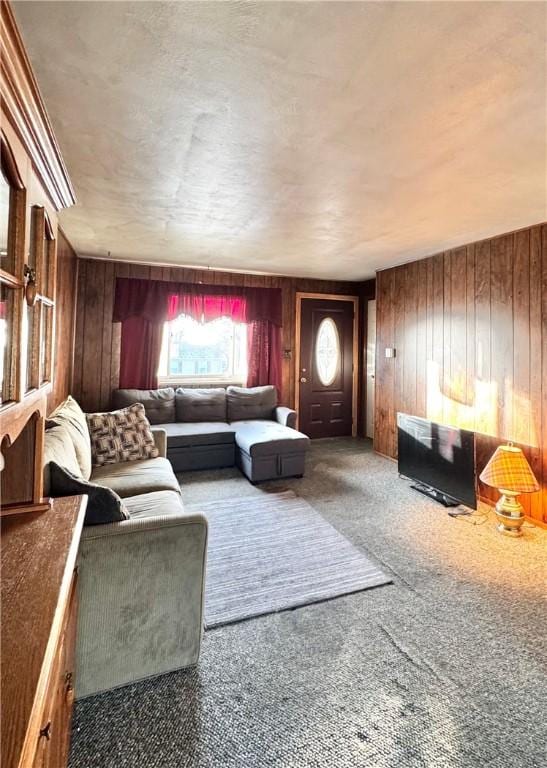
(72, 258, 373, 415)
(375, 222, 547, 523)
(47, 230, 78, 412)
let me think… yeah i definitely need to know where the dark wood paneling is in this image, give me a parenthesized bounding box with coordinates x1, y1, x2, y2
(72, 259, 365, 415)
(375, 222, 547, 524)
(374, 269, 394, 457)
(47, 230, 77, 412)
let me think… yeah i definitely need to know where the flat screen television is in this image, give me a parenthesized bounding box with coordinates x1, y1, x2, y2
(397, 413, 477, 509)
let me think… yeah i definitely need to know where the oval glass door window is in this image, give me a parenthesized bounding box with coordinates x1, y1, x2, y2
(315, 317, 340, 386)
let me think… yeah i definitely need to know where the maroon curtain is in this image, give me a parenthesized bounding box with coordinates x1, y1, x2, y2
(166, 283, 282, 326)
(167, 291, 247, 324)
(247, 320, 282, 393)
(113, 277, 282, 391)
(113, 278, 171, 324)
(119, 316, 164, 390)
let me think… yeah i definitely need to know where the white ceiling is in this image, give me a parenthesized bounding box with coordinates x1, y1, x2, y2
(14, 1, 547, 280)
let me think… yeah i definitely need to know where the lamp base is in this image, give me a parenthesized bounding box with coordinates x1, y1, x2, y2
(495, 491, 525, 537)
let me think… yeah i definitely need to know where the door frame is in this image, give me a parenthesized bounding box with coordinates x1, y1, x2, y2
(294, 292, 359, 437)
(365, 298, 376, 439)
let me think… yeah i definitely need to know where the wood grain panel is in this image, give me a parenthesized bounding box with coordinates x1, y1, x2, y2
(542, 224, 547, 523)
(403, 261, 418, 419)
(374, 269, 394, 457)
(374, 222, 547, 524)
(416, 258, 427, 419)
(465, 245, 476, 412)
(528, 226, 543, 521)
(450, 247, 467, 427)
(432, 254, 444, 426)
(72, 259, 364, 418)
(47, 229, 77, 412)
(80, 261, 105, 411)
(490, 234, 514, 443)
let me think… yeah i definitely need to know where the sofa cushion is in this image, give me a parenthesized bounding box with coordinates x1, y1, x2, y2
(87, 404, 159, 466)
(112, 388, 176, 425)
(226, 385, 277, 422)
(90, 457, 180, 498)
(43, 424, 83, 496)
(175, 387, 227, 423)
(123, 490, 185, 519)
(49, 462, 129, 525)
(155, 422, 236, 449)
(233, 420, 310, 458)
(47, 396, 92, 480)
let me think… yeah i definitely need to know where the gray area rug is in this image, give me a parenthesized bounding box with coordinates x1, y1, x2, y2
(201, 490, 391, 628)
(70, 439, 546, 768)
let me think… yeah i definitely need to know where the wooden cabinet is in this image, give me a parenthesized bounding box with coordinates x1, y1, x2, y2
(32, 573, 78, 768)
(1, 495, 87, 768)
(33, 575, 78, 768)
(0, 0, 75, 514)
(0, 8, 80, 764)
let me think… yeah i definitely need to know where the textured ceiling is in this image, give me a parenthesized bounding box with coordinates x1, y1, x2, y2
(13, 1, 546, 280)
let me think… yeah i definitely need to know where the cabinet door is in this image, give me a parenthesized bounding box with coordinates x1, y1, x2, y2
(0, 135, 26, 405)
(32, 574, 78, 768)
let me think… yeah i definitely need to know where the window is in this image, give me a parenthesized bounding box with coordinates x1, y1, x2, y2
(0, 169, 10, 268)
(315, 317, 340, 386)
(0, 169, 11, 403)
(159, 315, 247, 383)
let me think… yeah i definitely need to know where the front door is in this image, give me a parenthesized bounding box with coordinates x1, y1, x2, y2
(298, 297, 356, 439)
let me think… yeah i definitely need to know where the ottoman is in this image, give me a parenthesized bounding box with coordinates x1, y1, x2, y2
(232, 420, 310, 482)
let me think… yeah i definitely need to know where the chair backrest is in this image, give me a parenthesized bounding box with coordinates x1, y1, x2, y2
(112, 388, 176, 424)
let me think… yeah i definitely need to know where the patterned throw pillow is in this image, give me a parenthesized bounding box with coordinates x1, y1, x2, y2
(86, 404, 159, 466)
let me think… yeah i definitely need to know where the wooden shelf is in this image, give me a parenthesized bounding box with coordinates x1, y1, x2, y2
(1, 495, 87, 768)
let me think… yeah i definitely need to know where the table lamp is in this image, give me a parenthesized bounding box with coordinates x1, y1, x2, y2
(479, 443, 539, 537)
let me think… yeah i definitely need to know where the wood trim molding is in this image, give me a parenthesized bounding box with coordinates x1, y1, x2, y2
(43, 207, 55, 241)
(294, 292, 359, 438)
(0, 128, 24, 189)
(0, 0, 75, 210)
(0, 268, 23, 288)
(0, 387, 47, 446)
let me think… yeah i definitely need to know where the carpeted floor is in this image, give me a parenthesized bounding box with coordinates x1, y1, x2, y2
(70, 438, 546, 768)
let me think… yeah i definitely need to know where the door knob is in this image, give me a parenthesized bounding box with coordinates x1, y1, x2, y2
(300, 377, 307, 383)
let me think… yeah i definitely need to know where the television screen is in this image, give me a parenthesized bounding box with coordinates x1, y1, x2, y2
(397, 413, 477, 509)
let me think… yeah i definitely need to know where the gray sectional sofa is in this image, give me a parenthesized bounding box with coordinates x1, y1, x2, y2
(113, 385, 310, 483)
(43, 397, 208, 698)
(42, 387, 308, 697)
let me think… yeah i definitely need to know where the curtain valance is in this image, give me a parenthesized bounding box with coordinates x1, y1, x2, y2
(113, 278, 282, 327)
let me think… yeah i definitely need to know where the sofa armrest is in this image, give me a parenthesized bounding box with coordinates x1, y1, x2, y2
(151, 428, 167, 457)
(76, 511, 207, 697)
(80, 510, 205, 539)
(275, 406, 297, 429)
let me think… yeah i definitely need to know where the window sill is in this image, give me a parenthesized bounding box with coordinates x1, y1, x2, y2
(158, 379, 246, 389)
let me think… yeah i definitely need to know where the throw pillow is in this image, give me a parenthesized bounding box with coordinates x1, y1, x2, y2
(43, 424, 83, 497)
(49, 462, 129, 526)
(46, 396, 92, 480)
(86, 403, 159, 466)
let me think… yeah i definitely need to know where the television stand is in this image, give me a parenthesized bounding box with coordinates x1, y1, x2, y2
(410, 482, 459, 507)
